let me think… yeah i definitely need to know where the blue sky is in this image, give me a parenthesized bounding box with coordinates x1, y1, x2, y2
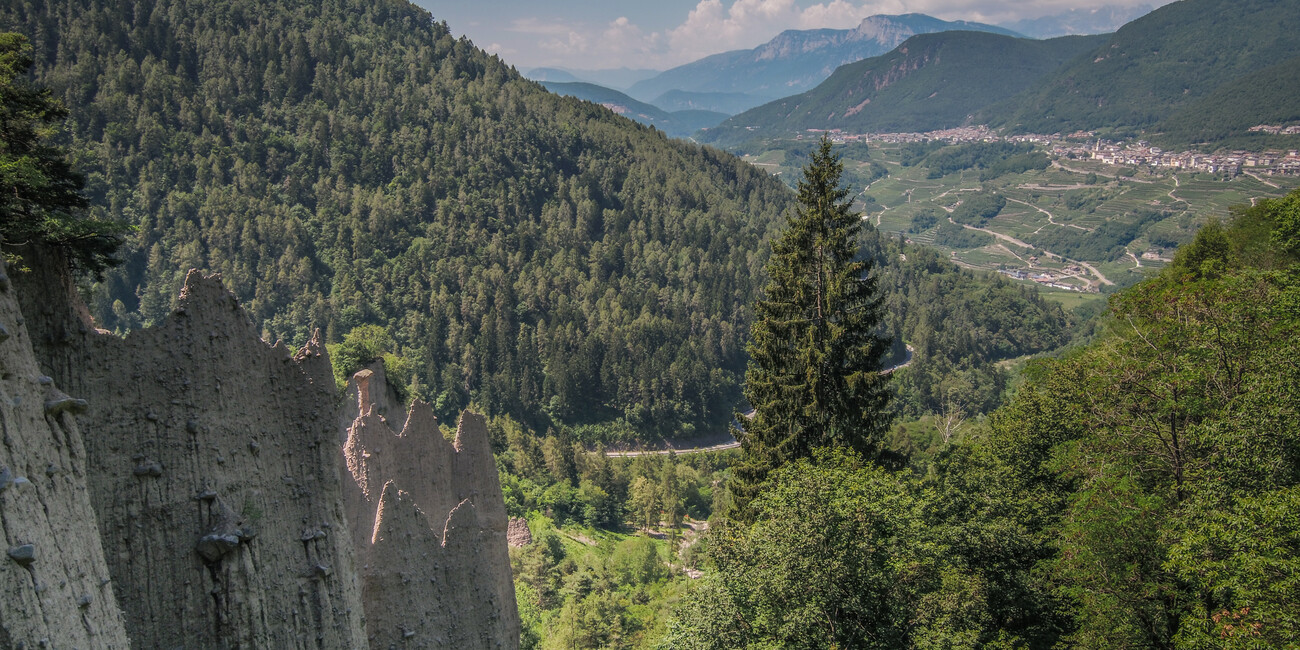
(415, 0, 1169, 71)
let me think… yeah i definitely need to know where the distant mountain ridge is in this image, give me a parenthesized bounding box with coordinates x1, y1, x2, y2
(628, 13, 1020, 108)
(1000, 4, 1153, 38)
(700, 31, 1105, 146)
(539, 81, 727, 137)
(651, 90, 759, 116)
(525, 67, 659, 91)
(982, 0, 1300, 141)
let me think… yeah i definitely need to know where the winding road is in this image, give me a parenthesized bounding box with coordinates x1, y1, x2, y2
(946, 216, 1113, 287)
(606, 344, 916, 457)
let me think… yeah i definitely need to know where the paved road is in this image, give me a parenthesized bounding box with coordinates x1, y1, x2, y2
(605, 344, 915, 457)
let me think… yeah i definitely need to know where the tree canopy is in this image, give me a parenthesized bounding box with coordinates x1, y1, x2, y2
(733, 137, 892, 511)
(0, 32, 124, 275)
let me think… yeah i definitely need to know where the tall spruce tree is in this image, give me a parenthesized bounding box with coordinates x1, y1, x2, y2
(0, 33, 124, 276)
(733, 136, 892, 512)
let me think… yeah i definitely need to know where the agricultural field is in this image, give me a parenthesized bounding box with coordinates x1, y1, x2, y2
(743, 140, 1300, 299)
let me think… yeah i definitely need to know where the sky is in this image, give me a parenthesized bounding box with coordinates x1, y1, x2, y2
(415, 0, 1173, 72)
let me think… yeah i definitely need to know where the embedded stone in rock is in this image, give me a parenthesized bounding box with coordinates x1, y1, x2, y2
(133, 461, 163, 478)
(0, 466, 12, 491)
(301, 529, 327, 542)
(196, 534, 240, 563)
(0, 322, 9, 343)
(8, 544, 36, 566)
(44, 397, 89, 417)
(195, 489, 218, 501)
(77, 594, 93, 608)
(37, 375, 54, 386)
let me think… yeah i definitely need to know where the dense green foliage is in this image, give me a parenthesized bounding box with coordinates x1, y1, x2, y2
(985, 0, 1300, 143)
(2, 0, 793, 434)
(950, 191, 1006, 227)
(663, 451, 933, 648)
(878, 241, 1068, 418)
(0, 32, 124, 275)
(1026, 208, 1166, 262)
(701, 32, 1104, 146)
(932, 218, 994, 248)
(907, 141, 1049, 180)
(493, 409, 735, 649)
(1155, 55, 1300, 149)
(670, 189, 1300, 648)
(733, 138, 891, 511)
(907, 207, 940, 232)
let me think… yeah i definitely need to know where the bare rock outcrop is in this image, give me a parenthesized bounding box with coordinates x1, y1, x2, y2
(507, 518, 533, 548)
(18, 263, 368, 648)
(0, 253, 130, 648)
(13, 252, 520, 648)
(342, 367, 520, 649)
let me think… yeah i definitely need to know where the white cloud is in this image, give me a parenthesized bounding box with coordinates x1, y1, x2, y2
(507, 18, 578, 37)
(508, 0, 1171, 70)
(661, 0, 912, 64)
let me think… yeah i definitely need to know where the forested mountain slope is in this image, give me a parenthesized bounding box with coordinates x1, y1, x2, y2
(1, 0, 1074, 442)
(1154, 55, 1300, 148)
(701, 31, 1103, 145)
(1, 0, 792, 433)
(983, 0, 1300, 140)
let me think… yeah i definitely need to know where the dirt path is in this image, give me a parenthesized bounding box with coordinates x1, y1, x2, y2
(1052, 160, 1153, 184)
(678, 520, 708, 579)
(1244, 170, 1280, 189)
(948, 217, 1113, 287)
(1167, 174, 1190, 205)
(1006, 197, 1090, 233)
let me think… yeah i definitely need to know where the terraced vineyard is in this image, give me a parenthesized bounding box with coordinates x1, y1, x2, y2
(744, 141, 1300, 305)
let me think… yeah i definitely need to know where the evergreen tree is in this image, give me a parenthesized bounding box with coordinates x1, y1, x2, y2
(0, 32, 124, 276)
(733, 136, 892, 511)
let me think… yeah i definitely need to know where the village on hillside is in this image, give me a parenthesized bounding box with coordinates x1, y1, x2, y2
(809, 125, 1300, 176)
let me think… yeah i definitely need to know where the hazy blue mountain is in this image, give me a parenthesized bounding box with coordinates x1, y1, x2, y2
(650, 90, 766, 115)
(1000, 4, 1153, 38)
(526, 67, 582, 83)
(540, 81, 728, 137)
(526, 67, 660, 90)
(700, 32, 1104, 146)
(628, 14, 1020, 103)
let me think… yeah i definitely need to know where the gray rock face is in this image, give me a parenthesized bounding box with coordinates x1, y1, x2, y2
(0, 250, 131, 648)
(17, 260, 368, 649)
(13, 250, 519, 649)
(342, 367, 520, 649)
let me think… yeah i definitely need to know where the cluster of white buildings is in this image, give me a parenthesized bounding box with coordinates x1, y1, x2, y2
(806, 126, 1300, 176)
(1248, 124, 1300, 135)
(813, 125, 999, 145)
(1069, 140, 1300, 176)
